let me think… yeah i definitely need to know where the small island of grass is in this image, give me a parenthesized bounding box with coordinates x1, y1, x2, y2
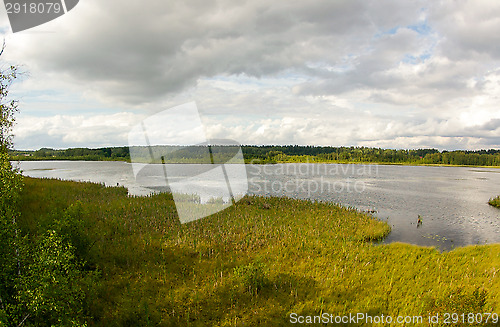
(489, 196, 500, 208)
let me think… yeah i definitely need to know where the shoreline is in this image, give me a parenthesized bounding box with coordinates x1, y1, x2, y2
(11, 157, 500, 169)
(20, 175, 500, 251)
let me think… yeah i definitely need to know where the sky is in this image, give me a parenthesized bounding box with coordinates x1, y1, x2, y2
(1, 0, 500, 150)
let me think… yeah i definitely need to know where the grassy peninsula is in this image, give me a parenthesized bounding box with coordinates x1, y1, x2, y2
(11, 177, 500, 326)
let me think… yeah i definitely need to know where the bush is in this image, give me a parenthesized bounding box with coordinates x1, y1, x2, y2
(0, 44, 94, 326)
(15, 230, 89, 326)
(53, 201, 93, 262)
(0, 152, 24, 326)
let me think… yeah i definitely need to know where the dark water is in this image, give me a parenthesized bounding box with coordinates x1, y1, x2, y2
(15, 161, 500, 250)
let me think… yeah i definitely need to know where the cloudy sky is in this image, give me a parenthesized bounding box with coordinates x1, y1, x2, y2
(1, 0, 500, 150)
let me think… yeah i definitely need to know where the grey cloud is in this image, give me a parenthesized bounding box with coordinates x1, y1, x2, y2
(12, 0, 427, 104)
(428, 1, 500, 60)
(5, 0, 500, 150)
(477, 119, 500, 131)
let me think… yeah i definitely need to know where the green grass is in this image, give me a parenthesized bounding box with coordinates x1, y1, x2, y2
(489, 196, 500, 208)
(18, 177, 500, 326)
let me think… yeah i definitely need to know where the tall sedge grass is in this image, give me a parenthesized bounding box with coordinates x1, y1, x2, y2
(18, 177, 500, 326)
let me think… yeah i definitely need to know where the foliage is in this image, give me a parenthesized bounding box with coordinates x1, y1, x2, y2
(11, 147, 131, 161)
(244, 145, 500, 166)
(11, 145, 500, 167)
(0, 44, 95, 326)
(51, 201, 93, 261)
(0, 41, 23, 326)
(15, 230, 91, 326)
(0, 152, 23, 326)
(0, 45, 18, 153)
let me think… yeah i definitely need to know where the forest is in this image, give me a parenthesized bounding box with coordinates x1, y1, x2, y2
(10, 145, 500, 167)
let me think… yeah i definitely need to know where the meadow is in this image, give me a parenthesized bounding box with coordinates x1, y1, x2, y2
(17, 177, 500, 326)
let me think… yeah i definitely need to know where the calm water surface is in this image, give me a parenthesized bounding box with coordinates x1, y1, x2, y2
(15, 161, 500, 250)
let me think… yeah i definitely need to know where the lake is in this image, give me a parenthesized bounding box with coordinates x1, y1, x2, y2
(14, 160, 500, 250)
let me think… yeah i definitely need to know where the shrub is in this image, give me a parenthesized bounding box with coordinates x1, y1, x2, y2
(15, 230, 89, 326)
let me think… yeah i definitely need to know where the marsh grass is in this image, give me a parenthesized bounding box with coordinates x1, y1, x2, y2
(18, 177, 500, 326)
(489, 196, 500, 208)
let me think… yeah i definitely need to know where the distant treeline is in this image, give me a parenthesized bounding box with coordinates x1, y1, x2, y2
(244, 146, 500, 166)
(10, 145, 500, 166)
(11, 147, 130, 161)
